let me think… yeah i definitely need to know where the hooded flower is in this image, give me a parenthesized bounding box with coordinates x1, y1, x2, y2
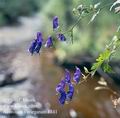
(59, 91, 66, 105)
(45, 36, 53, 48)
(37, 32, 43, 42)
(56, 68, 81, 104)
(57, 33, 66, 41)
(28, 32, 43, 54)
(56, 79, 66, 93)
(34, 32, 43, 53)
(34, 41, 42, 53)
(66, 83, 74, 101)
(65, 69, 71, 83)
(53, 16, 59, 30)
(73, 67, 81, 84)
(28, 39, 37, 55)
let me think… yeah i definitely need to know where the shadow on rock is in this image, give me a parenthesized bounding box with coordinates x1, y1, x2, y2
(0, 72, 27, 87)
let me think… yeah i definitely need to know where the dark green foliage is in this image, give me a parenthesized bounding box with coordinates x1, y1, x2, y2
(102, 63, 113, 73)
(91, 49, 111, 73)
(0, 0, 40, 25)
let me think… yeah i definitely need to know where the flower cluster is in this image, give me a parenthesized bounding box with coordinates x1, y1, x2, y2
(28, 32, 43, 54)
(56, 67, 81, 105)
(28, 16, 82, 105)
(28, 16, 66, 55)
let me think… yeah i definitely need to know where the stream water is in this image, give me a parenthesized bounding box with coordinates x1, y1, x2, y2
(33, 49, 120, 118)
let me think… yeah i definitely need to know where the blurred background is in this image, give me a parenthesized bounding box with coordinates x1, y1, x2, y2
(0, 0, 120, 118)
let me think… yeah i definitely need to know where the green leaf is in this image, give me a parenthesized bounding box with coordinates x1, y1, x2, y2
(91, 61, 102, 71)
(91, 49, 111, 73)
(102, 63, 113, 73)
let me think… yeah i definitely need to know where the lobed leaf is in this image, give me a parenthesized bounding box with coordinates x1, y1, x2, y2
(91, 49, 111, 73)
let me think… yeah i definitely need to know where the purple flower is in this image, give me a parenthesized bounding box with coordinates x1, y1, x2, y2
(28, 39, 37, 55)
(56, 79, 66, 93)
(68, 83, 74, 92)
(45, 36, 53, 48)
(34, 32, 43, 53)
(37, 32, 43, 42)
(59, 91, 66, 105)
(34, 41, 42, 53)
(66, 91, 74, 101)
(28, 32, 43, 54)
(56, 85, 64, 93)
(65, 69, 71, 83)
(66, 83, 74, 101)
(57, 33, 66, 41)
(73, 67, 81, 84)
(53, 16, 59, 30)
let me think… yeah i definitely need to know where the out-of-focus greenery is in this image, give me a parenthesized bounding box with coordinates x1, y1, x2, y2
(40, 0, 120, 62)
(0, 0, 46, 25)
(40, 0, 74, 36)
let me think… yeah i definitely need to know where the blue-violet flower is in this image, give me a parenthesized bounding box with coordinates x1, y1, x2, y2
(59, 91, 66, 105)
(56, 79, 66, 93)
(53, 16, 59, 30)
(66, 83, 74, 101)
(34, 32, 43, 53)
(65, 69, 71, 83)
(37, 32, 43, 42)
(57, 33, 66, 41)
(73, 67, 81, 84)
(28, 39, 37, 55)
(28, 32, 43, 54)
(45, 36, 53, 48)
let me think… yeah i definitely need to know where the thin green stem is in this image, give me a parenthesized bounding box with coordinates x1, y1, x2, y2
(62, 2, 113, 35)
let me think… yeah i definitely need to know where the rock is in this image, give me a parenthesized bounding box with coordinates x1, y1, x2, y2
(0, 13, 46, 117)
(0, 74, 5, 83)
(0, 72, 27, 87)
(0, 80, 43, 118)
(0, 13, 43, 46)
(0, 73, 14, 87)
